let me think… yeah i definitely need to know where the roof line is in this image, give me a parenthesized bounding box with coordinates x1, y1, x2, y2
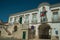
(9, 2, 60, 16)
(10, 8, 38, 16)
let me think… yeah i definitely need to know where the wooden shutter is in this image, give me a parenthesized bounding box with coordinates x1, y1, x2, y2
(19, 17, 22, 24)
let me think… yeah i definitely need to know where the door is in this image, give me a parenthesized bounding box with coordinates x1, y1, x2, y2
(23, 31, 26, 39)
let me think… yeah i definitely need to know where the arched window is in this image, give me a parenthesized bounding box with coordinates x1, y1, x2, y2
(14, 26, 17, 32)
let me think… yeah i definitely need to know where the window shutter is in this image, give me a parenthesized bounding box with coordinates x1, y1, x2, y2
(19, 17, 22, 24)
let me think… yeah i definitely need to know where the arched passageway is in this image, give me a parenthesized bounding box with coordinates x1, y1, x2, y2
(38, 23, 51, 39)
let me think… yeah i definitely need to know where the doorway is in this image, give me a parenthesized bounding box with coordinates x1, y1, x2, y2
(22, 31, 26, 39)
(38, 23, 51, 39)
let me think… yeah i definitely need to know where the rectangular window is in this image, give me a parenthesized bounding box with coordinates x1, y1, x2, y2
(52, 12, 59, 22)
(32, 13, 37, 23)
(14, 16, 19, 23)
(25, 14, 29, 24)
(9, 17, 14, 25)
(41, 16, 47, 22)
(14, 17, 16, 22)
(10, 17, 12, 22)
(10, 17, 14, 23)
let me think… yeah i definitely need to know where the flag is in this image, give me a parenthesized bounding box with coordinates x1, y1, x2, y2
(40, 12, 44, 17)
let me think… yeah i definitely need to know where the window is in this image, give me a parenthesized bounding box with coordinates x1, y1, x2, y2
(10, 17, 13, 22)
(14, 16, 19, 23)
(32, 13, 37, 23)
(9, 17, 14, 24)
(55, 30, 58, 35)
(25, 14, 29, 23)
(52, 12, 59, 21)
(19, 17, 22, 24)
(14, 17, 16, 22)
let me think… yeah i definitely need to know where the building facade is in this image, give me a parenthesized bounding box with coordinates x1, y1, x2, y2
(8, 3, 60, 40)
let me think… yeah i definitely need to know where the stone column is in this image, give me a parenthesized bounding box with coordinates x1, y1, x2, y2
(35, 26, 39, 40)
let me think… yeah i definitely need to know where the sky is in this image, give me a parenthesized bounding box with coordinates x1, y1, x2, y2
(0, 0, 60, 22)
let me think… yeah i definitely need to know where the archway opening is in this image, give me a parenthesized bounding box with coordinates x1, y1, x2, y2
(38, 23, 51, 39)
(14, 26, 17, 32)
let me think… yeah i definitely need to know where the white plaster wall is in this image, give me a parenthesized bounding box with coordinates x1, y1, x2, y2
(51, 7, 60, 10)
(9, 16, 15, 24)
(38, 6, 42, 23)
(29, 13, 32, 24)
(58, 9, 60, 19)
(37, 11, 40, 23)
(48, 23, 60, 37)
(22, 15, 25, 24)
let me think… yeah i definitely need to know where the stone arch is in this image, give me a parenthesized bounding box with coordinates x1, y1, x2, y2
(38, 2, 50, 8)
(38, 23, 51, 39)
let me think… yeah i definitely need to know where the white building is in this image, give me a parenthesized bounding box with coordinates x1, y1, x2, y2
(8, 2, 60, 40)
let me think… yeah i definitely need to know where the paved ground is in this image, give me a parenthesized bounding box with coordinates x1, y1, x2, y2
(0, 37, 20, 40)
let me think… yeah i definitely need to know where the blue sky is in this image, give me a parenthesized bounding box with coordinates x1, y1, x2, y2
(0, 0, 60, 22)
